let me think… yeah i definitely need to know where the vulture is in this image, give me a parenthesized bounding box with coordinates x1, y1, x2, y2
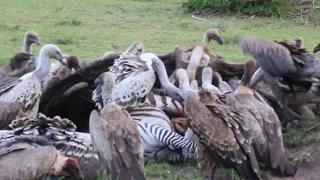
(156, 29, 245, 87)
(0, 44, 65, 117)
(0, 31, 41, 78)
(0, 135, 84, 180)
(176, 68, 261, 180)
(0, 53, 35, 78)
(201, 67, 223, 94)
(108, 42, 183, 109)
(41, 55, 81, 94)
(0, 113, 104, 180)
(92, 72, 197, 164)
(225, 60, 297, 176)
(38, 43, 180, 131)
(314, 42, 320, 53)
(0, 100, 26, 130)
(292, 37, 304, 49)
(90, 102, 145, 180)
(23, 30, 40, 54)
(239, 35, 320, 97)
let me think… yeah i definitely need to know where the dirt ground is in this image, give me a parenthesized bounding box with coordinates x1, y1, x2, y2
(273, 141, 320, 180)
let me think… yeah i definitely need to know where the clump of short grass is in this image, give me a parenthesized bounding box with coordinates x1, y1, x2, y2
(55, 19, 82, 27)
(283, 118, 320, 148)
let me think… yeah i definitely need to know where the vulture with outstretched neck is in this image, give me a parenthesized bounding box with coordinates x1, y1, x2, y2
(92, 72, 197, 164)
(0, 44, 65, 117)
(0, 136, 84, 180)
(167, 29, 245, 85)
(176, 68, 261, 180)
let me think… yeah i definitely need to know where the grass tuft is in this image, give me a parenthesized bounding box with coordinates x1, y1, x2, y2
(55, 19, 82, 27)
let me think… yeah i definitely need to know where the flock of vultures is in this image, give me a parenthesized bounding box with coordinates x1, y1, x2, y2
(0, 29, 319, 180)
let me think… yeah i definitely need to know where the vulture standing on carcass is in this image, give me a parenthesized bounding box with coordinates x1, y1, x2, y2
(38, 42, 181, 132)
(0, 113, 104, 180)
(108, 42, 183, 109)
(92, 72, 197, 163)
(176, 68, 260, 180)
(0, 135, 84, 180)
(89, 72, 145, 180)
(0, 44, 65, 117)
(314, 42, 320, 53)
(225, 60, 297, 177)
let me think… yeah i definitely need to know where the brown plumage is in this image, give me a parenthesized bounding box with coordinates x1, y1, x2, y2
(292, 37, 305, 49)
(0, 113, 103, 180)
(0, 52, 35, 78)
(0, 135, 84, 180)
(176, 68, 261, 180)
(171, 42, 245, 86)
(41, 55, 81, 94)
(89, 103, 145, 180)
(240, 35, 320, 97)
(226, 60, 297, 176)
(0, 100, 26, 130)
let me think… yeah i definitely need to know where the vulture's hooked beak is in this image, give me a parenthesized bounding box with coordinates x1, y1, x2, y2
(314, 44, 320, 54)
(29, 54, 37, 62)
(216, 36, 224, 45)
(34, 37, 40, 45)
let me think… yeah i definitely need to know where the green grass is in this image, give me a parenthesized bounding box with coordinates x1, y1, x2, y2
(0, 0, 320, 65)
(2, 0, 320, 179)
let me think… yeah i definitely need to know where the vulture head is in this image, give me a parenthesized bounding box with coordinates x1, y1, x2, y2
(66, 56, 81, 71)
(25, 31, 40, 46)
(40, 44, 66, 64)
(10, 52, 35, 70)
(292, 37, 304, 49)
(62, 157, 85, 180)
(203, 28, 223, 45)
(314, 43, 320, 53)
(241, 60, 258, 86)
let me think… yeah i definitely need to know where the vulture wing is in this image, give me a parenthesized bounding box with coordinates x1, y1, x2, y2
(90, 104, 145, 180)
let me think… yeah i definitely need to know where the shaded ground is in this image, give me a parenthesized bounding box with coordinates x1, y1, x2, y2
(274, 141, 320, 180)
